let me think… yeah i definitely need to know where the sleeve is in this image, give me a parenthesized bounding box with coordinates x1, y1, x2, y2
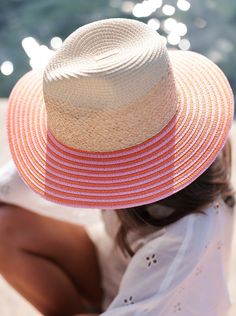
(100, 211, 232, 316)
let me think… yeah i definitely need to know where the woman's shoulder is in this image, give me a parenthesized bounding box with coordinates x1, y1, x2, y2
(130, 197, 234, 254)
(104, 199, 234, 315)
(101, 198, 234, 259)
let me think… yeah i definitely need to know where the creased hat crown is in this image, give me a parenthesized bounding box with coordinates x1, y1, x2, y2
(43, 18, 178, 151)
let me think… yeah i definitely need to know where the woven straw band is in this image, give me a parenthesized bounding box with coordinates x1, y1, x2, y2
(43, 19, 177, 151)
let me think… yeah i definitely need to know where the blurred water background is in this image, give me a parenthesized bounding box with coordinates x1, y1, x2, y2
(0, 0, 236, 107)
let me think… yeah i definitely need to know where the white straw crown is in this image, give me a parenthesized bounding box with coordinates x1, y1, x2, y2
(43, 19, 177, 151)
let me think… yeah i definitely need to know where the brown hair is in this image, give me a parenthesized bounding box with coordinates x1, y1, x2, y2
(116, 139, 235, 257)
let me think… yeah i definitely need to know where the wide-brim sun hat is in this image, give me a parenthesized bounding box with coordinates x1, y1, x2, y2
(7, 18, 234, 209)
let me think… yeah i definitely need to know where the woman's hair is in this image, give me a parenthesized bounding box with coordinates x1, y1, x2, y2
(116, 139, 235, 257)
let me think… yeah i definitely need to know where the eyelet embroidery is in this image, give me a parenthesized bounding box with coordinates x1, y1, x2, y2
(217, 241, 222, 250)
(214, 202, 220, 214)
(146, 254, 158, 267)
(123, 296, 134, 305)
(173, 302, 182, 313)
(195, 265, 203, 276)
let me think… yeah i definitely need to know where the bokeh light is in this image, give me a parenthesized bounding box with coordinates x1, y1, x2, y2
(147, 18, 161, 30)
(162, 4, 175, 16)
(50, 37, 63, 50)
(207, 50, 223, 63)
(133, 3, 151, 17)
(29, 45, 54, 70)
(22, 37, 54, 70)
(133, 0, 163, 18)
(178, 38, 191, 50)
(149, 0, 163, 10)
(216, 38, 234, 53)
(1, 61, 14, 76)
(167, 33, 181, 45)
(22, 37, 40, 58)
(163, 18, 177, 33)
(177, 0, 191, 11)
(194, 17, 207, 29)
(175, 23, 187, 36)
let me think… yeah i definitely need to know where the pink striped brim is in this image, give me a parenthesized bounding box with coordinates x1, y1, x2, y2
(7, 51, 234, 209)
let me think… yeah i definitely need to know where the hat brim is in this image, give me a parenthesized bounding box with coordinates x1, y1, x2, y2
(7, 51, 234, 209)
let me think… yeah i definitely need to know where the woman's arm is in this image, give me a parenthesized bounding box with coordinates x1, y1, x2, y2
(0, 203, 103, 315)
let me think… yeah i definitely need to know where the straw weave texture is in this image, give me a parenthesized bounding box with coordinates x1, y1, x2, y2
(43, 19, 175, 151)
(7, 19, 234, 209)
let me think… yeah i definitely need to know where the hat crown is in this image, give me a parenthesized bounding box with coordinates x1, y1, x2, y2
(43, 18, 178, 152)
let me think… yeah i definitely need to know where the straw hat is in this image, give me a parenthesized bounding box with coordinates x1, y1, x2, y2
(7, 18, 234, 209)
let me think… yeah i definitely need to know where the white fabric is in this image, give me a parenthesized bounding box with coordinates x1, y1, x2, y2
(101, 204, 234, 316)
(0, 161, 234, 315)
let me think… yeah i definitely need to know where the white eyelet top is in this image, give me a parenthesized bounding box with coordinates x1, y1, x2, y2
(0, 161, 234, 315)
(101, 201, 234, 316)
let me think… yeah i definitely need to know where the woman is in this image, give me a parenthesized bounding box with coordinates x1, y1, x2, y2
(0, 18, 234, 315)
